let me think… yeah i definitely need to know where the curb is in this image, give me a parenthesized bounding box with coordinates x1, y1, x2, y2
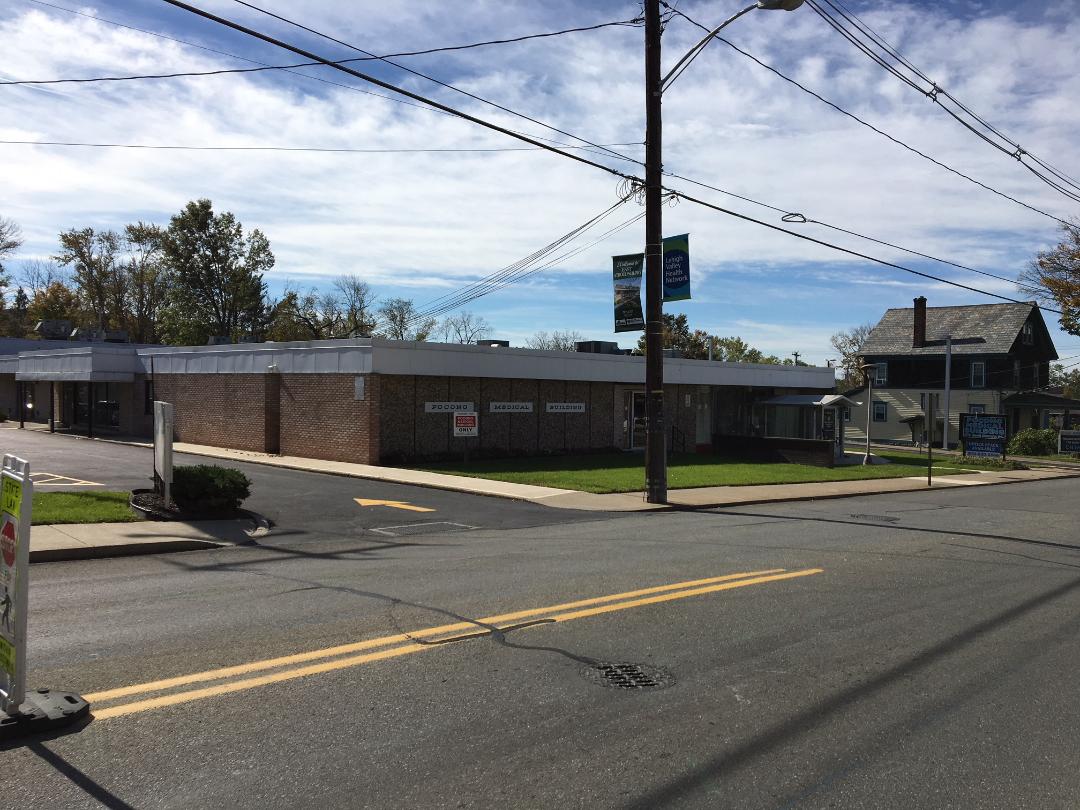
(30, 538, 229, 564)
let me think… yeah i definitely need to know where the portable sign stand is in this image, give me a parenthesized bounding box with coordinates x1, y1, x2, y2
(0, 455, 89, 740)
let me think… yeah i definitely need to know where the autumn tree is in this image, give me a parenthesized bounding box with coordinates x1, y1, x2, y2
(55, 227, 121, 331)
(831, 322, 874, 388)
(334, 275, 378, 337)
(1021, 222, 1080, 335)
(378, 297, 436, 341)
(0, 216, 22, 308)
(158, 199, 273, 345)
(122, 223, 168, 344)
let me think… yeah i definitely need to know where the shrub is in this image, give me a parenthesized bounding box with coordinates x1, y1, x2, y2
(1006, 428, 1058, 456)
(171, 465, 251, 513)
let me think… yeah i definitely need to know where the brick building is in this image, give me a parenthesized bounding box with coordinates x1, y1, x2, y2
(0, 338, 835, 464)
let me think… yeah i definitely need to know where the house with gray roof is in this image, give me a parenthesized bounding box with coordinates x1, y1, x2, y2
(846, 297, 1077, 447)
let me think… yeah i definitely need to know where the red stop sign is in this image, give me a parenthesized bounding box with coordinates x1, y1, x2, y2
(1, 518, 16, 568)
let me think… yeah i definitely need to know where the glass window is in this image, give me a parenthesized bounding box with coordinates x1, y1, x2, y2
(842, 407, 851, 422)
(873, 401, 887, 422)
(144, 380, 154, 416)
(971, 361, 986, 388)
(873, 363, 887, 385)
(1022, 322, 1034, 345)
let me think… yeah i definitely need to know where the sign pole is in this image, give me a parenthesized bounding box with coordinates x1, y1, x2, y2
(0, 454, 89, 739)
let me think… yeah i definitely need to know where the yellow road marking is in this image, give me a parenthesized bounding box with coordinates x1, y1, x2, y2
(30, 471, 103, 486)
(86, 569, 823, 719)
(354, 498, 435, 512)
(85, 569, 786, 703)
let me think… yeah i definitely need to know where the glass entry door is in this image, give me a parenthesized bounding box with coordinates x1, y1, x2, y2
(624, 391, 647, 449)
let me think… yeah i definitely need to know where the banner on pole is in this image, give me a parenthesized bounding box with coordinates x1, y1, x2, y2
(613, 253, 645, 333)
(662, 233, 690, 302)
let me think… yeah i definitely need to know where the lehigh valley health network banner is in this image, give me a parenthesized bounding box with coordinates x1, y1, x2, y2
(662, 233, 690, 302)
(612, 253, 645, 333)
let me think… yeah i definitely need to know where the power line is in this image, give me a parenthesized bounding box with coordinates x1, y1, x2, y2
(157, 0, 639, 182)
(0, 138, 642, 155)
(666, 184, 1064, 315)
(662, 4, 1073, 227)
(806, 0, 1080, 207)
(21, 0, 627, 158)
(228, 0, 641, 167)
(0, 16, 643, 86)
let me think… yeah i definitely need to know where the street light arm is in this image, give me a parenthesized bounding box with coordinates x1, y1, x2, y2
(661, 3, 758, 92)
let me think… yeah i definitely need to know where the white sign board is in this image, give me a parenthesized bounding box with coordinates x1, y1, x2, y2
(154, 401, 175, 506)
(489, 401, 533, 413)
(425, 402, 474, 413)
(453, 412, 479, 437)
(546, 402, 586, 413)
(0, 455, 31, 714)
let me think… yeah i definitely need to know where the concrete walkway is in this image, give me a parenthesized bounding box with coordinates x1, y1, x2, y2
(30, 519, 258, 563)
(167, 441, 1079, 512)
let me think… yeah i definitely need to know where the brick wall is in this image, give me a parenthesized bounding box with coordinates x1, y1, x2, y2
(279, 373, 379, 464)
(154, 373, 268, 452)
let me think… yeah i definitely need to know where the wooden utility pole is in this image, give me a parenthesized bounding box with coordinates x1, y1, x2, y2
(644, 0, 667, 503)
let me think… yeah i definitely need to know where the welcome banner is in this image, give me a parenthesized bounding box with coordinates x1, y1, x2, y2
(612, 253, 645, 333)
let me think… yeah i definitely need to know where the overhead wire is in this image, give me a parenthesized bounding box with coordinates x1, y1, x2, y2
(661, 3, 1073, 227)
(20, 0, 634, 159)
(0, 15, 644, 86)
(0, 138, 642, 155)
(228, 0, 641, 166)
(806, 0, 1080, 206)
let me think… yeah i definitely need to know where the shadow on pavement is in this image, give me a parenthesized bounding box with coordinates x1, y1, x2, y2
(623, 574, 1080, 809)
(25, 739, 136, 810)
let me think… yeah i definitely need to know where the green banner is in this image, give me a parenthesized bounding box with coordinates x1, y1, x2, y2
(612, 253, 645, 333)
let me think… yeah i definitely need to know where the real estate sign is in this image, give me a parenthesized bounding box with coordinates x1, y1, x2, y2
(612, 253, 645, 333)
(0, 455, 31, 714)
(1059, 429, 1080, 455)
(662, 233, 690, 302)
(960, 413, 1007, 459)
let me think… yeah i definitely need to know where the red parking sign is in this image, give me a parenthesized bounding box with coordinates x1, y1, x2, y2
(453, 412, 478, 437)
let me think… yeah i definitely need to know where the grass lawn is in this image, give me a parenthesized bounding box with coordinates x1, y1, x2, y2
(413, 452, 969, 494)
(32, 491, 140, 524)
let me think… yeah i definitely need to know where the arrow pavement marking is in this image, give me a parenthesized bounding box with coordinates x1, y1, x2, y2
(354, 498, 435, 513)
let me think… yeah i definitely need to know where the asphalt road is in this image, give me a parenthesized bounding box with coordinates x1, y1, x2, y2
(0, 427, 601, 538)
(4, 464, 1080, 808)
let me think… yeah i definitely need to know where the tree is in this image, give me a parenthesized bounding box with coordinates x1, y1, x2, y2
(440, 311, 490, 344)
(19, 259, 68, 296)
(121, 222, 168, 344)
(0, 216, 22, 307)
(1021, 222, 1080, 336)
(377, 297, 436, 341)
(26, 281, 81, 325)
(55, 227, 121, 331)
(1050, 363, 1080, 400)
(333, 275, 378, 337)
(158, 199, 273, 345)
(831, 322, 874, 389)
(268, 286, 343, 341)
(526, 330, 586, 351)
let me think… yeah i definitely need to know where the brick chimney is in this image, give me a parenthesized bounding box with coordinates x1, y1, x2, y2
(913, 296, 927, 348)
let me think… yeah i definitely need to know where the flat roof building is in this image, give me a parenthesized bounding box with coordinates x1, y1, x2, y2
(0, 338, 837, 465)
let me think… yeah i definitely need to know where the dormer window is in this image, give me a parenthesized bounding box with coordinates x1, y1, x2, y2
(1022, 322, 1034, 345)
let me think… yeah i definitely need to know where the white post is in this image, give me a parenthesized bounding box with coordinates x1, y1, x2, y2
(942, 336, 952, 451)
(863, 369, 874, 465)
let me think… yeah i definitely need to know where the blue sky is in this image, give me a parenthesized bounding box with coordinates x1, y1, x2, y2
(3, 0, 1080, 362)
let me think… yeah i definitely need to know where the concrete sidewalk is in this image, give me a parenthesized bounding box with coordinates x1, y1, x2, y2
(30, 519, 258, 563)
(167, 441, 1079, 512)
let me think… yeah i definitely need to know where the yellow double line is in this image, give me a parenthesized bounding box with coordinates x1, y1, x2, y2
(88, 567, 822, 720)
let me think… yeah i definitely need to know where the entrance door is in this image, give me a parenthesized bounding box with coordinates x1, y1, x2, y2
(624, 391, 647, 449)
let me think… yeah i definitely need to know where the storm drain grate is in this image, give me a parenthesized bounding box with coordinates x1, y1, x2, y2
(850, 513, 900, 523)
(582, 662, 674, 691)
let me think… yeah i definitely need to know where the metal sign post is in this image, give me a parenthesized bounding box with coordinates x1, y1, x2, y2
(154, 401, 175, 506)
(453, 412, 478, 465)
(0, 454, 89, 739)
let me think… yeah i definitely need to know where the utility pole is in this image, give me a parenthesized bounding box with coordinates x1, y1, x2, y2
(792, 350, 801, 365)
(644, 0, 666, 503)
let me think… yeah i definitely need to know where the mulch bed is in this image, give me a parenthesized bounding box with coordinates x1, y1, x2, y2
(130, 489, 244, 522)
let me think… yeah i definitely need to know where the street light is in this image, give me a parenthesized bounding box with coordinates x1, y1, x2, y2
(644, 0, 803, 503)
(859, 362, 877, 465)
